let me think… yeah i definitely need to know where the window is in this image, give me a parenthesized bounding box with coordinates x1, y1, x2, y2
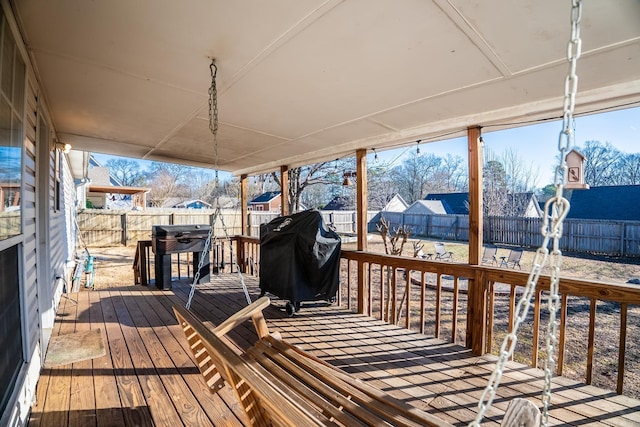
(0, 245, 22, 416)
(0, 9, 26, 416)
(0, 11, 25, 240)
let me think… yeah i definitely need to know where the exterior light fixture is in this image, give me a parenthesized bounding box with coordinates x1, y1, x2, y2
(416, 139, 421, 155)
(55, 142, 72, 153)
(373, 148, 379, 162)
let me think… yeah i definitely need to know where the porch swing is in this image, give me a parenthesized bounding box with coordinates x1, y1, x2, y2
(175, 1, 586, 425)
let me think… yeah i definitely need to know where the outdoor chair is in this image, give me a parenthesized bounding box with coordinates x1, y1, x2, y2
(434, 242, 453, 261)
(481, 245, 498, 266)
(499, 248, 523, 269)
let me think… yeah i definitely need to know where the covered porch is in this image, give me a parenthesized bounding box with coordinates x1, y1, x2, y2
(28, 251, 640, 426)
(6, 1, 640, 425)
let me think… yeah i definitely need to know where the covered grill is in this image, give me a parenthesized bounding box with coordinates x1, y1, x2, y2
(259, 210, 341, 315)
(151, 224, 211, 290)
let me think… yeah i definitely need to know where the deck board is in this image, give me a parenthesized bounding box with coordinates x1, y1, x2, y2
(29, 275, 640, 426)
(88, 290, 126, 427)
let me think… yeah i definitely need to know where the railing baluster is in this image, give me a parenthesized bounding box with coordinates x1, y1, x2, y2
(486, 281, 495, 354)
(618, 302, 628, 395)
(405, 269, 411, 329)
(379, 263, 384, 321)
(586, 298, 597, 385)
(532, 289, 542, 368)
(435, 274, 442, 339)
(557, 293, 568, 376)
(391, 268, 397, 324)
(367, 262, 373, 317)
(452, 276, 459, 344)
(508, 284, 516, 360)
(420, 271, 426, 335)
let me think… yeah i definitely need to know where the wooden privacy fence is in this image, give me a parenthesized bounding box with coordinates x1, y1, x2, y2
(77, 209, 243, 246)
(380, 211, 640, 257)
(78, 209, 382, 246)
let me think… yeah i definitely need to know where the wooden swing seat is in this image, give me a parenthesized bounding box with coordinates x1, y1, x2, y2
(173, 297, 452, 427)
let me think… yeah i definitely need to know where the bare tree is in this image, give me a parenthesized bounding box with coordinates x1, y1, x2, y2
(483, 148, 539, 216)
(579, 140, 621, 186)
(145, 162, 193, 207)
(376, 217, 411, 324)
(368, 162, 400, 210)
(105, 158, 145, 186)
(619, 153, 640, 185)
(269, 161, 338, 212)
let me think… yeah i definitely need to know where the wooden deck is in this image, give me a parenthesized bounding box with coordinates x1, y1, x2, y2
(29, 276, 640, 427)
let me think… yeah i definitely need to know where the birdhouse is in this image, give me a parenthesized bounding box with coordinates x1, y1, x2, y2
(564, 149, 589, 189)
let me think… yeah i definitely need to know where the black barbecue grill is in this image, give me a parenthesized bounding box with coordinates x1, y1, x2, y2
(151, 224, 211, 290)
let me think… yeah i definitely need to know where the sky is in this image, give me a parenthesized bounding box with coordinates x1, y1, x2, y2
(93, 106, 639, 189)
(374, 106, 640, 187)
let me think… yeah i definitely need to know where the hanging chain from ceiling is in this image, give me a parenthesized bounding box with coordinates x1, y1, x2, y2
(470, 1, 582, 426)
(209, 60, 219, 183)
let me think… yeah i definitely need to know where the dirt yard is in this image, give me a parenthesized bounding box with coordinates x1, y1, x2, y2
(83, 234, 640, 399)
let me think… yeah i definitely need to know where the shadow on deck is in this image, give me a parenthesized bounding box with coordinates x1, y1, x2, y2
(29, 275, 640, 426)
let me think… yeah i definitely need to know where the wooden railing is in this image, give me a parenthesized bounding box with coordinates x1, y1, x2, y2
(230, 236, 640, 397)
(235, 235, 261, 277)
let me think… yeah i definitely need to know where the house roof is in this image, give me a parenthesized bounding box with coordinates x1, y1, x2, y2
(425, 192, 540, 216)
(88, 185, 149, 195)
(424, 193, 469, 215)
(249, 191, 281, 204)
(322, 196, 352, 211)
(14, 2, 640, 177)
(173, 199, 212, 208)
(565, 185, 640, 221)
(405, 200, 447, 215)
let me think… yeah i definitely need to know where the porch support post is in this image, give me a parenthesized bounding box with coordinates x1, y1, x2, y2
(356, 149, 368, 252)
(240, 174, 248, 236)
(356, 149, 368, 314)
(466, 126, 487, 355)
(280, 165, 289, 216)
(468, 126, 483, 264)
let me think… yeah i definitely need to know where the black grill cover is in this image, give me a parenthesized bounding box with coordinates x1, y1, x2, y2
(259, 210, 341, 303)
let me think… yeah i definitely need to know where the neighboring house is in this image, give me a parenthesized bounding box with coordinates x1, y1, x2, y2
(404, 199, 447, 215)
(173, 199, 212, 209)
(565, 185, 640, 221)
(425, 192, 541, 218)
(368, 194, 409, 232)
(424, 192, 470, 215)
(322, 195, 352, 211)
(379, 194, 409, 212)
(85, 155, 149, 210)
(249, 191, 281, 211)
(506, 192, 542, 218)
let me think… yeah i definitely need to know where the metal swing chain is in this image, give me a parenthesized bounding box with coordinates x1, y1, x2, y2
(187, 60, 252, 309)
(186, 60, 219, 310)
(470, 1, 582, 425)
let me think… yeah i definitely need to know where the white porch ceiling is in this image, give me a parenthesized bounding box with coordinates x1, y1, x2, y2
(13, 0, 640, 176)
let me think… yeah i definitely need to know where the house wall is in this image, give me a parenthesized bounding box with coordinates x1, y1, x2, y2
(0, 2, 76, 425)
(248, 202, 269, 211)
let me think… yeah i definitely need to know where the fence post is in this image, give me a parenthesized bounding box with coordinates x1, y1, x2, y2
(121, 213, 128, 246)
(170, 213, 175, 225)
